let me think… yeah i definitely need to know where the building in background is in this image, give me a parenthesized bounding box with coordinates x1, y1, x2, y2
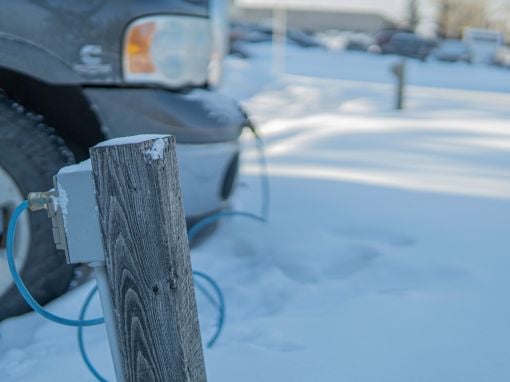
(231, 0, 415, 34)
(231, 0, 510, 41)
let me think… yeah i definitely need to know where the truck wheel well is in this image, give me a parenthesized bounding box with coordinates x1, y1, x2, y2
(0, 69, 105, 161)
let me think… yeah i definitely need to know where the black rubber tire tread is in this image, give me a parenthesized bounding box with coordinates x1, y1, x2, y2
(0, 94, 76, 321)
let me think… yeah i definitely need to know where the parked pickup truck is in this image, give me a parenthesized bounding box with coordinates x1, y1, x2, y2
(0, 0, 245, 320)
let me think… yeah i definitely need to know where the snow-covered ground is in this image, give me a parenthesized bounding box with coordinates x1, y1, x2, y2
(2, 44, 510, 381)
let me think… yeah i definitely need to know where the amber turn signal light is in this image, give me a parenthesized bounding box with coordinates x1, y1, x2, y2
(124, 22, 156, 73)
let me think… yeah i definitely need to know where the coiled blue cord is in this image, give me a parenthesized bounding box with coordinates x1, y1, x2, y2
(77, 206, 269, 380)
(6, 133, 270, 381)
(187, 210, 266, 243)
(6, 203, 231, 381)
(6, 201, 104, 327)
(77, 286, 107, 382)
(77, 270, 227, 382)
(245, 118, 271, 220)
(193, 271, 226, 348)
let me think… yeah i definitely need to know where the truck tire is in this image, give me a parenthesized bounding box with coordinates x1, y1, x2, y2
(0, 95, 76, 321)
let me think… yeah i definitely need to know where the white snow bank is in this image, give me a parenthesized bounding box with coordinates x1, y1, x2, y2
(2, 42, 510, 382)
(57, 159, 91, 175)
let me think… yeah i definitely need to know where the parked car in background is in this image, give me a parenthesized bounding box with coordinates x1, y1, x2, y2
(315, 30, 374, 52)
(287, 29, 323, 48)
(379, 32, 436, 60)
(433, 39, 472, 63)
(230, 22, 273, 44)
(375, 28, 413, 47)
(230, 22, 322, 50)
(492, 46, 510, 68)
(0, 0, 246, 321)
(344, 32, 375, 52)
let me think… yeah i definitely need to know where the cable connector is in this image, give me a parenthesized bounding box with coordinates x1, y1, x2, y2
(27, 189, 67, 253)
(27, 191, 54, 212)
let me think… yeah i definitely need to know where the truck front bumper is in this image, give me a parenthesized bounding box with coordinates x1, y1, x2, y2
(84, 87, 245, 220)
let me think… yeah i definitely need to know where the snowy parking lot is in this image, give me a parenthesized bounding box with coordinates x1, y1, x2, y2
(1, 44, 510, 381)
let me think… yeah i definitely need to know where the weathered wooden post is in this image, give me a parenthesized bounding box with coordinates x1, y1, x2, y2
(391, 58, 406, 110)
(89, 135, 207, 382)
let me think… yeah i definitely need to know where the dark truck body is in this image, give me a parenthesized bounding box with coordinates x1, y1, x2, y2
(0, 0, 245, 217)
(0, 0, 244, 142)
(0, 0, 244, 320)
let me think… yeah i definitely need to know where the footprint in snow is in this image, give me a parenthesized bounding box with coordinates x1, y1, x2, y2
(321, 244, 382, 280)
(230, 327, 305, 353)
(334, 226, 417, 248)
(273, 242, 383, 284)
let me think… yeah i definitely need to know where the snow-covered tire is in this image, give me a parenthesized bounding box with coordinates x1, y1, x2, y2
(0, 95, 76, 321)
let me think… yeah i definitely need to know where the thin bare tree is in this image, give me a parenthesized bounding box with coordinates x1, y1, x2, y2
(436, 0, 489, 38)
(408, 0, 421, 32)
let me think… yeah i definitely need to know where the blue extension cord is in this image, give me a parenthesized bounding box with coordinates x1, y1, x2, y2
(77, 286, 107, 382)
(6, 201, 104, 327)
(76, 275, 227, 382)
(6, 203, 237, 379)
(75, 209, 263, 381)
(7, 204, 265, 381)
(6, 132, 270, 381)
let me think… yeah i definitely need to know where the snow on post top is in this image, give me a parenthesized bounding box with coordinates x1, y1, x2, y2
(57, 159, 92, 175)
(94, 134, 171, 148)
(144, 138, 167, 161)
(94, 134, 171, 162)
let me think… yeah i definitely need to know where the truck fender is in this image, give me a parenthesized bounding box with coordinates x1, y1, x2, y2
(0, 32, 80, 84)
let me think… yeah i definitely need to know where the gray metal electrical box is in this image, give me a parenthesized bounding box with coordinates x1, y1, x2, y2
(51, 160, 105, 264)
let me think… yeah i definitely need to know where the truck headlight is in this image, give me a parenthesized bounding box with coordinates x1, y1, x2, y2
(123, 16, 211, 88)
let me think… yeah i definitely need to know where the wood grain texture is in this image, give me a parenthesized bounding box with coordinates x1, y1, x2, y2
(90, 136, 206, 382)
